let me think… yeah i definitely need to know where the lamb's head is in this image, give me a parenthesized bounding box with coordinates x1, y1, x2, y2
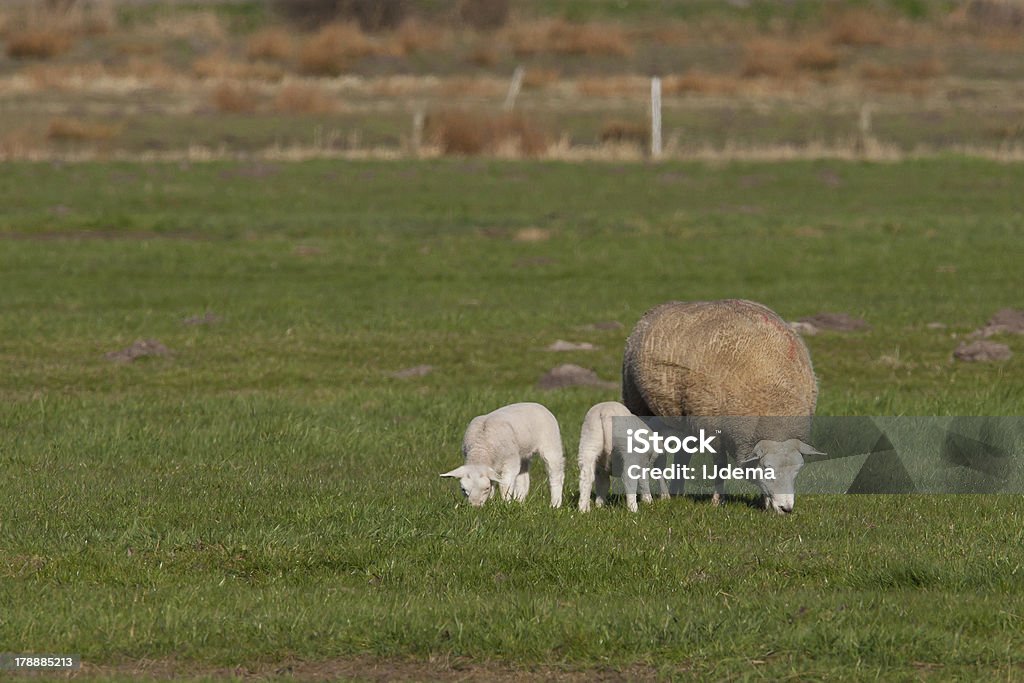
(743, 439, 824, 514)
(440, 464, 499, 506)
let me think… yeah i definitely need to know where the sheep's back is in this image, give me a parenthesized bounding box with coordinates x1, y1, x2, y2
(623, 300, 817, 420)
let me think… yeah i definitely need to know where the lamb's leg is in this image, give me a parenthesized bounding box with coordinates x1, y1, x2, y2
(578, 452, 597, 513)
(513, 459, 530, 503)
(498, 467, 517, 502)
(639, 468, 653, 505)
(540, 444, 565, 507)
(594, 468, 610, 508)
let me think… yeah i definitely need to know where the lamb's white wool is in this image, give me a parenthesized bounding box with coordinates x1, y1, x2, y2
(577, 401, 666, 512)
(441, 402, 565, 507)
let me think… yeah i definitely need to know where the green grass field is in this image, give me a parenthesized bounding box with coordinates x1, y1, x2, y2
(1, 158, 1023, 680)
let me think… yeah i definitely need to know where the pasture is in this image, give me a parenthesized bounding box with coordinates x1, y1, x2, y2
(1, 158, 1023, 680)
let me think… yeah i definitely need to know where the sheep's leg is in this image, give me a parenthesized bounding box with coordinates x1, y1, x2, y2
(513, 459, 530, 503)
(594, 468, 610, 508)
(662, 451, 682, 499)
(578, 456, 596, 513)
(498, 467, 517, 502)
(711, 452, 727, 506)
(639, 469, 653, 505)
(538, 446, 565, 508)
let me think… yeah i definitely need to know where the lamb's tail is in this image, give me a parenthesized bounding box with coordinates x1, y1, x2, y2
(578, 409, 609, 468)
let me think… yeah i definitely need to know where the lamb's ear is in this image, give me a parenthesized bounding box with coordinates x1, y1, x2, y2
(484, 466, 500, 482)
(440, 466, 468, 479)
(796, 441, 826, 456)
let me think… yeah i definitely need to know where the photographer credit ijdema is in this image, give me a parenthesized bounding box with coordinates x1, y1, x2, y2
(623, 427, 777, 482)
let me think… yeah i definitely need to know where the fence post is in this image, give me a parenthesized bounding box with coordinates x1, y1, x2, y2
(650, 76, 662, 159)
(504, 66, 525, 111)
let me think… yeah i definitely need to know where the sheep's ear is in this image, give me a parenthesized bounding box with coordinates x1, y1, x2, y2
(796, 441, 825, 456)
(440, 466, 467, 479)
(744, 440, 771, 464)
(484, 467, 500, 482)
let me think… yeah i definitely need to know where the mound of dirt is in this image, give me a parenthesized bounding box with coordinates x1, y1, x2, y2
(105, 339, 171, 363)
(953, 340, 1012, 362)
(970, 308, 1024, 338)
(797, 312, 870, 332)
(537, 364, 616, 390)
(546, 340, 597, 351)
(390, 364, 434, 379)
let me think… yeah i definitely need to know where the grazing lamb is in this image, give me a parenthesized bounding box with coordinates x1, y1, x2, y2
(577, 401, 668, 512)
(622, 299, 824, 514)
(441, 402, 565, 507)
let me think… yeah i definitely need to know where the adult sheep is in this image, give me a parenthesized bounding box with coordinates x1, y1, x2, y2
(621, 299, 823, 514)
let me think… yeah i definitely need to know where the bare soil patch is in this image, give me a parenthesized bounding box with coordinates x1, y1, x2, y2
(537, 364, 616, 390)
(105, 339, 171, 363)
(970, 308, 1024, 338)
(546, 340, 597, 351)
(797, 312, 871, 332)
(953, 340, 1012, 362)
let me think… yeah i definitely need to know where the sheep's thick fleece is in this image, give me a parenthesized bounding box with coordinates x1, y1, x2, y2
(622, 299, 818, 447)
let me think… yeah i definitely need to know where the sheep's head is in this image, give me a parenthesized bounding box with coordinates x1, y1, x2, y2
(744, 439, 823, 514)
(440, 464, 499, 506)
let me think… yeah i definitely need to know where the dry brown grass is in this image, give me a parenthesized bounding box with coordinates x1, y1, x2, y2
(246, 27, 294, 62)
(859, 58, 945, 93)
(522, 67, 560, 89)
(211, 82, 260, 113)
(297, 22, 377, 76)
(740, 38, 794, 78)
(467, 41, 501, 66)
(793, 39, 840, 72)
(389, 19, 449, 56)
(144, 11, 225, 43)
(828, 8, 890, 47)
(650, 22, 690, 46)
(576, 75, 645, 98)
(507, 19, 632, 57)
(5, 27, 74, 59)
(46, 116, 119, 142)
(663, 69, 738, 95)
(599, 119, 649, 147)
(427, 108, 549, 156)
(439, 76, 504, 98)
(740, 37, 841, 79)
(193, 53, 284, 82)
(22, 62, 103, 90)
(273, 82, 335, 114)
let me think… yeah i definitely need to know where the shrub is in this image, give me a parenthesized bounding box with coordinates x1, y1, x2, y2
(297, 23, 376, 76)
(828, 8, 889, 46)
(46, 116, 118, 141)
(5, 28, 74, 59)
(600, 119, 649, 147)
(459, 0, 509, 31)
(274, 83, 335, 114)
(273, 0, 407, 32)
(211, 82, 259, 113)
(663, 69, 738, 95)
(427, 109, 549, 157)
(246, 28, 294, 62)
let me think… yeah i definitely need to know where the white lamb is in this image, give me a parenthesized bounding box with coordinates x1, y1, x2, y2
(577, 401, 668, 512)
(441, 402, 565, 507)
